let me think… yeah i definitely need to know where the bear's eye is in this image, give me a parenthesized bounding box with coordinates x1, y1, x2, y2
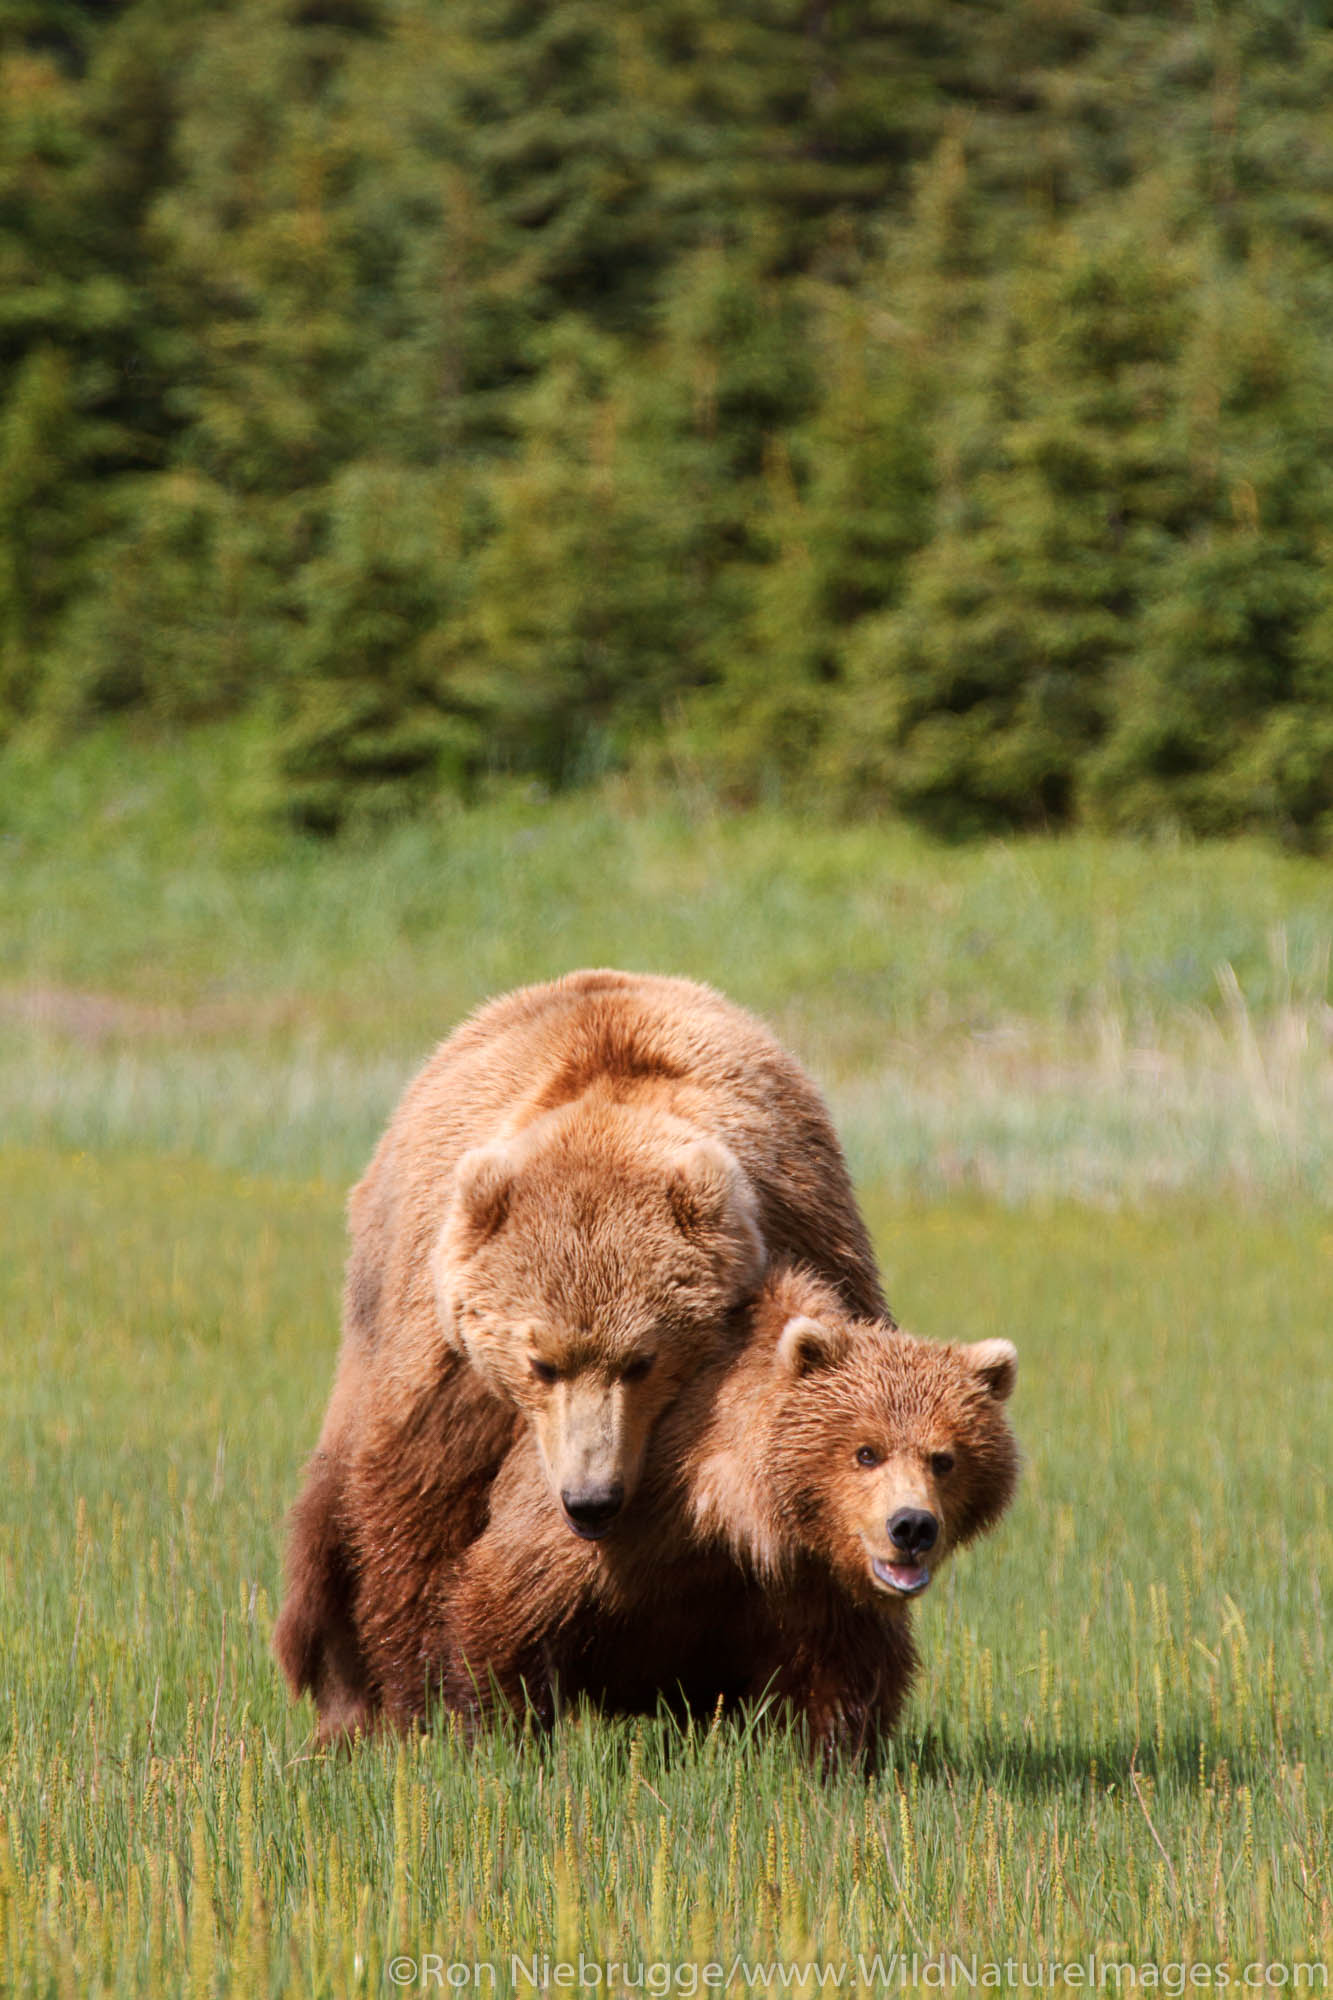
(621, 1354, 656, 1384)
(930, 1450, 956, 1477)
(530, 1358, 560, 1385)
(855, 1445, 882, 1469)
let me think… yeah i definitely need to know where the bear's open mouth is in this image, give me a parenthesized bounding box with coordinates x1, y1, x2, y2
(870, 1556, 931, 1597)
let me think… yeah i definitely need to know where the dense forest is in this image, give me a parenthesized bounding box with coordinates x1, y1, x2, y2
(3, 0, 1333, 839)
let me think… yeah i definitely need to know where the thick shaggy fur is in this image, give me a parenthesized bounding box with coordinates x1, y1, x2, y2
(436, 1268, 1020, 1757)
(274, 971, 884, 1740)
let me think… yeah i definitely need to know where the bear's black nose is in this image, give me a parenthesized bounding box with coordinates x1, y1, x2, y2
(561, 1484, 625, 1538)
(888, 1507, 939, 1556)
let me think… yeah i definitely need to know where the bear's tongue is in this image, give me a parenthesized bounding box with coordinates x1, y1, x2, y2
(872, 1556, 931, 1597)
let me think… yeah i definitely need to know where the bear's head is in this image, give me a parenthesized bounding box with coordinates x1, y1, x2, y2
(431, 1098, 766, 1537)
(762, 1306, 1019, 1607)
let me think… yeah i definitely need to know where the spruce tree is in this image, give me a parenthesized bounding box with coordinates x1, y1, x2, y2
(0, 4, 184, 722)
(841, 219, 1198, 833)
(275, 464, 474, 834)
(43, 472, 283, 725)
(454, 319, 707, 788)
(694, 289, 933, 803)
(1089, 260, 1333, 842)
(0, 349, 83, 721)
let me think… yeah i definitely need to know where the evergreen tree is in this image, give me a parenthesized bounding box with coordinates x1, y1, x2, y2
(276, 464, 474, 834)
(691, 289, 933, 802)
(840, 220, 1199, 833)
(1089, 265, 1333, 841)
(43, 472, 284, 725)
(454, 320, 708, 788)
(151, 0, 374, 497)
(3, 0, 1333, 842)
(0, 349, 84, 720)
(0, 7, 184, 719)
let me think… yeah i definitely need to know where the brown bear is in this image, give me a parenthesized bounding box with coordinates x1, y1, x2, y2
(274, 970, 885, 1740)
(432, 1265, 1020, 1757)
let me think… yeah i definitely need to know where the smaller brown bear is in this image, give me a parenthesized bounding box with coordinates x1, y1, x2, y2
(433, 1269, 1020, 1756)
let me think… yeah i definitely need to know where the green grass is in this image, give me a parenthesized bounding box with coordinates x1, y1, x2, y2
(4, 724, 1332, 1039)
(1, 727, 1331, 1992)
(2, 723, 1331, 1204)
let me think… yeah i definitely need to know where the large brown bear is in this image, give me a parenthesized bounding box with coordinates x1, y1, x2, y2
(432, 1265, 1019, 1756)
(274, 970, 885, 1740)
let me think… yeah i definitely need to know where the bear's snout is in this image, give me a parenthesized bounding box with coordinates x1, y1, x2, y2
(888, 1507, 939, 1557)
(561, 1483, 626, 1538)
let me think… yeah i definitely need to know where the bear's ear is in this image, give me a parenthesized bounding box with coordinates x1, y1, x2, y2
(776, 1313, 852, 1379)
(961, 1337, 1018, 1403)
(667, 1138, 767, 1292)
(666, 1137, 757, 1232)
(452, 1145, 515, 1246)
(666, 1136, 739, 1235)
(430, 1147, 515, 1351)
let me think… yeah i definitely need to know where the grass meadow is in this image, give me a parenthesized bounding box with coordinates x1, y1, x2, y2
(1, 729, 1330, 1994)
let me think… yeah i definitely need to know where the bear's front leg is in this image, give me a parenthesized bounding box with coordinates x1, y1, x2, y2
(435, 1446, 597, 1726)
(830, 1611, 918, 1768)
(438, 1558, 559, 1726)
(755, 1647, 864, 1760)
(750, 1604, 917, 1765)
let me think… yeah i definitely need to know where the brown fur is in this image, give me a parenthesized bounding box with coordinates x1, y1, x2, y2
(273, 971, 885, 1741)
(433, 1268, 1020, 1758)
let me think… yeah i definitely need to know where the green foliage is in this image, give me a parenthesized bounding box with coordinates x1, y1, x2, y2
(150, 0, 376, 496)
(693, 290, 933, 800)
(276, 464, 474, 832)
(1088, 273, 1333, 842)
(0, 4, 190, 711)
(458, 329, 706, 786)
(43, 471, 287, 724)
(0, 346, 83, 716)
(840, 223, 1200, 833)
(1095, 537, 1333, 841)
(4, 0, 1333, 839)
